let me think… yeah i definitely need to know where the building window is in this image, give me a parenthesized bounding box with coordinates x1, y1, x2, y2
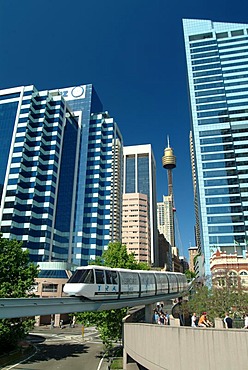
(42, 284, 58, 292)
(228, 271, 238, 286)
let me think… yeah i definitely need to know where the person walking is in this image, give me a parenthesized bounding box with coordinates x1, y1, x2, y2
(191, 312, 198, 327)
(198, 312, 212, 327)
(50, 317, 55, 329)
(224, 312, 233, 329)
(243, 313, 248, 329)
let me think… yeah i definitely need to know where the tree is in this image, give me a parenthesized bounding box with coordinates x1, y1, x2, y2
(77, 242, 149, 353)
(99, 242, 150, 270)
(0, 236, 38, 353)
(182, 278, 248, 324)
(184, 269, 196, 281)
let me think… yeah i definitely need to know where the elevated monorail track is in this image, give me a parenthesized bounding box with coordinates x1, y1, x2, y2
(0, 292, 183, 319)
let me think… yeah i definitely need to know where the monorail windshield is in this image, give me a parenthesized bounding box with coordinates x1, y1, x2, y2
(68, 269, 94, 284)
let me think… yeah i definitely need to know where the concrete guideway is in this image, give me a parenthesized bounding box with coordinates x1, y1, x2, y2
(123, 323, 248, 370)
(0, 292, 182, 319)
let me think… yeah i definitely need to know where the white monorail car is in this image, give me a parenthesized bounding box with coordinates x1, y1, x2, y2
(63, 265, 188, 300)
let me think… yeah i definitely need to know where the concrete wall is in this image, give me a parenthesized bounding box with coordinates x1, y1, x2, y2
(123, 323, 248, 370)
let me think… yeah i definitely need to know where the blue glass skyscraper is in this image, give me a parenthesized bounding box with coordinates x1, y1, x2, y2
(0, 84, 123, 266)
(183, 19, 248, 276)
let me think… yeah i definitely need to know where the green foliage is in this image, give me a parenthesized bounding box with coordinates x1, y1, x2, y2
(183, 280, 248, 323)
(92, 242, 150, 270)
(0, 237, 38, 298)
(77, 308, 127, 353)
(184, 269, 196, 280)
(0, 236, 38, 353)
(77, 242, 149, 352)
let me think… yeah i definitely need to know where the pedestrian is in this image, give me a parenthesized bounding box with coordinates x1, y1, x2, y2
(223, 312, 233, 329)
(158, 313, 166, 325)
(153, 309, 159, 324)
(243, 313, 248, 329)
(159, 303, 165, 314)
(165, 311, 170, 325)
(191, 312, 197, 327)
(155, 303, 160, 313)
(50, 318, 55, 329)
(198, 312, 212, 327)
(59, 319, 64, 329)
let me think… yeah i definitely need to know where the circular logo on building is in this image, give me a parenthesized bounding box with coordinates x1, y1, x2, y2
(71, 86, 85, 98)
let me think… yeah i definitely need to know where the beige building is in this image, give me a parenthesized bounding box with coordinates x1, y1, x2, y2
(33, 262, 72, 326)
(122, 193, 151, 264)
(210, 250, 248, 288)
(188, 246, 198, 273)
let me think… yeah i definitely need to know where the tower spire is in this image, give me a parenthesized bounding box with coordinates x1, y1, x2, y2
(162, 137, 176, 248)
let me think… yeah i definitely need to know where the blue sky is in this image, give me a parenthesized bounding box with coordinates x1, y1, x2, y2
(0, 0, 247, 257)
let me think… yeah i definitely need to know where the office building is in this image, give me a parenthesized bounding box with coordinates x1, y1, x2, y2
(188, 246, 198, 273)
(0, 84, 123, 266)
(179, 256, 189, 273)
(157, 195, 174, 246)
(157, 195, 173, 269)
(157, 232, 172, 270)
(183, 18, 248, 276)
(123, 144, 158, 265)
(122, 193, 151, 264)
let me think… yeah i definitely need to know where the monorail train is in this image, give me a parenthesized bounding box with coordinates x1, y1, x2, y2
(63, 265, 188, 300)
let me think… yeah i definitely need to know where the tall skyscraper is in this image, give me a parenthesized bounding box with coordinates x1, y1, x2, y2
(123, 144, 158, 265)
(0, 84, 123, 266)
(183, 18, 248, 276)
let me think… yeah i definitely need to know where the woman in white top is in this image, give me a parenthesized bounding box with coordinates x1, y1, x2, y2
(244, 314, 248, 329)
(191, 313, 197, 327)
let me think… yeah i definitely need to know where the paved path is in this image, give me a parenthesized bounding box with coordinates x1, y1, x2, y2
(3, 326, 110, 370)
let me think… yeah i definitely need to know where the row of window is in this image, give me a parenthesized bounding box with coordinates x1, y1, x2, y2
(189, 35, 248, 50)
(201, 135, 248, 145)
(199, 127, 248, 137)
(192, 53, 248, 67)
(198, 115, 248, 125)
(204, 178, 243, 187)
(209, 235, 248, 244)
(191, 47, 248, 62)
(208, 225, 245, 233)
(208, 215, 245, 223)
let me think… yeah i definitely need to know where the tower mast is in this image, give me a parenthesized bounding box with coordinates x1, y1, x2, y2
(162, 137, 176, 248)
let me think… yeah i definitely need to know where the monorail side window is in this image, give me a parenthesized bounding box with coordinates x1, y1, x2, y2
(95, 269, 105, 284)
(106, 270, 118, 284)
(111, 271, 118, 284)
